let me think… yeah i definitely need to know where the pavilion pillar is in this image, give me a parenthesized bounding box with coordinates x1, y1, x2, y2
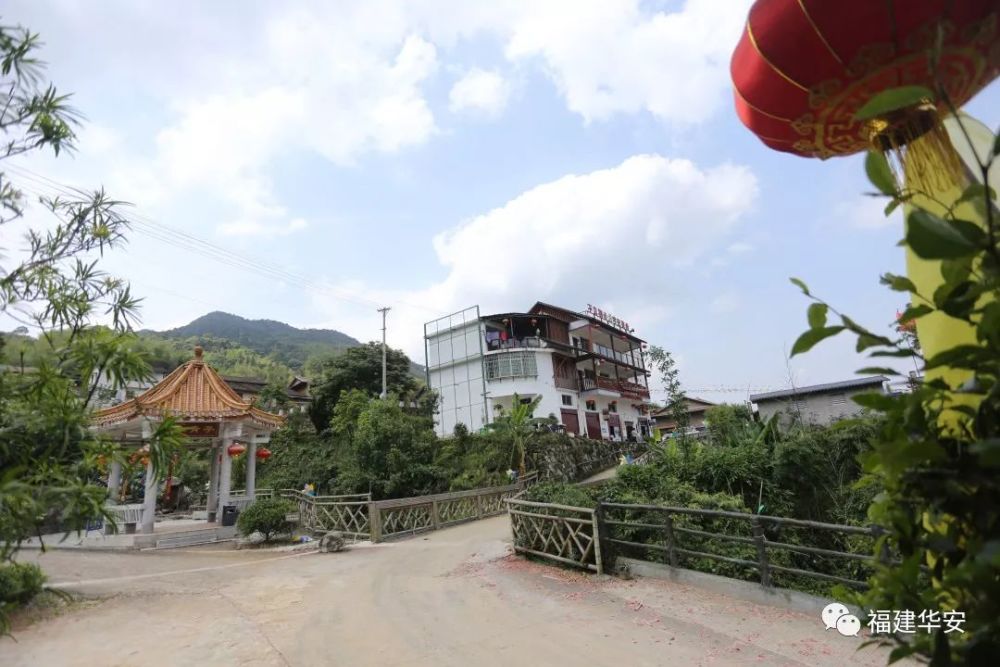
(140, 419, 157, 534)
(245, 439, 257, 500)
(218, 441, 233, 514)
(141, 457, 157, 534)
(207, 444, 220, 522)
(107, 461, 123, 505)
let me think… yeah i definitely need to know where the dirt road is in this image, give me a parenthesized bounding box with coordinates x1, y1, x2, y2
(3, 516, 891, 666)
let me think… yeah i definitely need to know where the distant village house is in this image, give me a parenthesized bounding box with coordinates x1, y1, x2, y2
(750, 376, 888, 427)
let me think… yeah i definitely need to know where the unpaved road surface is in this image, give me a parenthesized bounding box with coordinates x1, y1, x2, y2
(3, 516, 892, 666)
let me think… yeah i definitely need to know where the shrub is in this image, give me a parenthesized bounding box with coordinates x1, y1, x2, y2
(522, 482, 596, 509)
(236, 498, 295, 542)
(0, 562, 46, 608)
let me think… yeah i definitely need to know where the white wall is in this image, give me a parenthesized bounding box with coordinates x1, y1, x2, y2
(486, 350, 564, 421)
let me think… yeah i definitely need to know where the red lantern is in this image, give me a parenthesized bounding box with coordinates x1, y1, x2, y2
(731, 0, 998, 162)
(227, 442, 247, 457)
(255, 447, 272, 461)
(731, 0, 999, 397)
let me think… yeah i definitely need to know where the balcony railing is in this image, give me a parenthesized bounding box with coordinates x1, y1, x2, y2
(618, 380, 650, 399)
(554, 375, 579, 391)
(579, 376, 649, 399)
(485, 336, 546, 352)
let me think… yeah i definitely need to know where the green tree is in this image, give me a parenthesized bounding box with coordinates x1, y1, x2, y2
(307, 342, 417, 431)
(236, 498, 294, 542)
(256, 412, 336, 492)
(0, 21, 181, 580)
(703, 404, 755, 446)
(334, 396, 446, 499)
(489, 393, 541, 475)
(648, 346, 690, 452)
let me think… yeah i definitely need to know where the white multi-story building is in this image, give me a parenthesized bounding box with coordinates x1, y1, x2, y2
(424, 303, 653, 441)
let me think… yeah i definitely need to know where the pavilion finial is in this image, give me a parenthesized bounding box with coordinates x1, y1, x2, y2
(194, 345, 204, 360)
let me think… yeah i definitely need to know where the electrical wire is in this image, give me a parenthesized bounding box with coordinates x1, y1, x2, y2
(5, 163, 440, 314)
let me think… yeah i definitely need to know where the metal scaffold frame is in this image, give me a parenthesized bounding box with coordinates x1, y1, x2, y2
(423, 305, 488, 437)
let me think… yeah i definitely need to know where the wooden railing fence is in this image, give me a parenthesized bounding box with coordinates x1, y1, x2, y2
(284, 491, 372, 540)
(223, 475, 544, 543)
(506, 498, 887, 588)
(506, 498, 602, 572)
(370, 484, 520, 541)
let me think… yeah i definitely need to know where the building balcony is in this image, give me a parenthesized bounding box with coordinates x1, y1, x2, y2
(554, 375, 579, 391)
(580, 377, 649, 399)
(484, 335, 547, 352)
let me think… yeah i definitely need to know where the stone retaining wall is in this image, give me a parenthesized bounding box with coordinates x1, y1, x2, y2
(529, 436, 646, 482)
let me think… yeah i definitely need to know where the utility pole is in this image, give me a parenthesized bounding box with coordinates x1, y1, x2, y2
(378, 307, 391, 399)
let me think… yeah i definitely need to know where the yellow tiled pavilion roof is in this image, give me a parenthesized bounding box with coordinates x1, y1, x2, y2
(92, 346, 285, 429)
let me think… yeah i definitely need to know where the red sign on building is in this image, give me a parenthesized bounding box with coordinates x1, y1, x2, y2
(585, 304, 633, 334)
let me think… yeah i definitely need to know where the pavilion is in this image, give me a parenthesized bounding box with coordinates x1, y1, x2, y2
(91, 346, 285, 533)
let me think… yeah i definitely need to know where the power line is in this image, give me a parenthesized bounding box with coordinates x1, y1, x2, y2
(4, 163, 440, 316)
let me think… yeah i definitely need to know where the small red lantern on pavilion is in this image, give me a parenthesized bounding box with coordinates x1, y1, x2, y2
(227, 442, 247, 457)
(255, 447, 272, 461)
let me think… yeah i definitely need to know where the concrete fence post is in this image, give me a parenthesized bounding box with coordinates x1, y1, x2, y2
(369, 502, 382, 543)
(594, 502, 613, 575)
(663, 514, 679, 568)
(591, 507, 604, 575)
(751, 515, 771, 588)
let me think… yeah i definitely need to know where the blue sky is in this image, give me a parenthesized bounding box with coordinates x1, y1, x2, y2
(5, 0, 999, 403)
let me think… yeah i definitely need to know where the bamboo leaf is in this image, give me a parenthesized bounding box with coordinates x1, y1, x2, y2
(790, 326, 844, 356)
(807, 303, 828, 329)
(856, 334, 885, 352)
(857, 367, 902, 376)
(899, 304, 933, 321)
(865, 150, 896, 195)
(906, 209, 978, 259)
(855, 85, 934, 121)
(880, 273, 917, 293)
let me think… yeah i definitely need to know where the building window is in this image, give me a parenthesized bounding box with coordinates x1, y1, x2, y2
(830, 393, 847, 406)
(484, 351, 538, 380)
(561, 395, 573, 406)
(609, 401, 617, 413)
(585, 400, 597, 411)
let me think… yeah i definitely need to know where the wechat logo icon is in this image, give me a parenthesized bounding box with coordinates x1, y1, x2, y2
(822, 602, 861, 637)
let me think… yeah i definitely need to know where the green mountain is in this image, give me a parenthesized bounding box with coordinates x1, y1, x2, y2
(144, 311, 424, 379)
(151, 311, 360, 370)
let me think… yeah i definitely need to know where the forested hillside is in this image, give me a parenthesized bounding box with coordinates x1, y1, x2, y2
(153, 311, 360, 369)
(3, 310, 425, 385)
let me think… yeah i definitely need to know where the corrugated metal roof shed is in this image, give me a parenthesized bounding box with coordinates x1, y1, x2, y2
(750, 376, 887, 402)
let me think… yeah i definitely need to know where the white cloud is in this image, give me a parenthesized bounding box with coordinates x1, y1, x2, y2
(13, 0, 755, 242)
(50, 8, 442, 238)
(838, 195, 902, 230)
(449, 68, 511, 117)
(501, 0, 752, 124)
(727, 241, 754, 255)
(709, 292, 740, 314)
(309, 153, 758, 358)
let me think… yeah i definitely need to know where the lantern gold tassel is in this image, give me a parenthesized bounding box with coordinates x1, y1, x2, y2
(867, 104, 990, 432)
(867, 102, 966, 194)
